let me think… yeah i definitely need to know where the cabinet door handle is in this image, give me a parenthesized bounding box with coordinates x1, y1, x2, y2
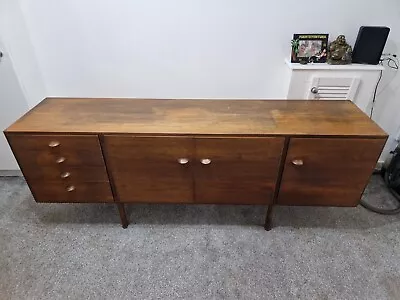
(66, 185, 75, 192)
(48, 141, 60, 148)
(60, 172, 70, 179)
(177, 158, 189, 164)
(292, 159, 304, 166)
(56, 157, 66, 164)
(200, 158, 212, 165)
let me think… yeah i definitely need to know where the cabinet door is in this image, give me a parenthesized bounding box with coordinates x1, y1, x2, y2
(103, 136, 195, 203)
(194, 137, 284, 204)
(277, 138, 385, 206)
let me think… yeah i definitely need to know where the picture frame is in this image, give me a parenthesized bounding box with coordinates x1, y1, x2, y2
(291, 34, 329, 63)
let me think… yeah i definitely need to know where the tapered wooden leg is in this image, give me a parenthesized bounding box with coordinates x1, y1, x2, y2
(117, 203, 129, 229)
(264, 205, 274, 231)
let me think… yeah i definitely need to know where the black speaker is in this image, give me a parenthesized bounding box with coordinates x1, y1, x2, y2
(352, 26, 390, 65)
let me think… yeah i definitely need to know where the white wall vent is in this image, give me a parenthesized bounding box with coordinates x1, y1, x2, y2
(307, 77, 360, 100)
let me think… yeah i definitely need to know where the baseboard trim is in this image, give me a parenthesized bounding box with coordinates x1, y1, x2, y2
(375, 160, 385, 172)
(0, 170, 23, 177)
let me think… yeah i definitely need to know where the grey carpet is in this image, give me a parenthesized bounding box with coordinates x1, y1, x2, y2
(1, 176, 400, 300)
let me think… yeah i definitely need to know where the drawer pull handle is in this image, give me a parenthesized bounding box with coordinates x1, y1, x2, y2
(66, 185, 75, 192)
(60, 172, 70, 179)
(56, 157, 66, 164)
(48, 141, 60, 148)
(200, 158, 212, 165)
(178, 158, 189, 164)
(292, 159, 304, 166)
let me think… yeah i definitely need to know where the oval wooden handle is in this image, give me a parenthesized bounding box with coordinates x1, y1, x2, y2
(56, 157, 66, 164)
(48, 141, 60, 148)
(200, 158, 212, 165)
(177, 158, 189, 164)
(60, 172, 71, 179)
(66, 186, 75, 192)
(292, 159, 304, 166)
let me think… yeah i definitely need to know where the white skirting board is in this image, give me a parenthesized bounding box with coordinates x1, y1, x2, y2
(375, 160, 385, 171)
(0, 170, 23, 176)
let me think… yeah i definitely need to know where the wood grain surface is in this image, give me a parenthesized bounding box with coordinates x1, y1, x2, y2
(29, 181, 113, 203)
(5, 98, 387, 137)
(194, 137, 284, 204)
(20, 165, 109, 182)
(276, 138, 387, 206)
(6, 134, 113, 203)
(6, 134, 106, 166)
(4, 98, 388, 211)
(103, 136, 195, 203)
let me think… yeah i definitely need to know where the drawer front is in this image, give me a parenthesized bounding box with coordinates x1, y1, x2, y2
(194, 137, 284, 204)
(21, 165, 109, 182)
(103, 136, 194, 203)
(7, 134, 105, 166)
(277, 138, 386, 206)
(28, 181, 113, 203)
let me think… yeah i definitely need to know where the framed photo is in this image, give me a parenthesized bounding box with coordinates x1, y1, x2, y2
(291, 34, 329, 63)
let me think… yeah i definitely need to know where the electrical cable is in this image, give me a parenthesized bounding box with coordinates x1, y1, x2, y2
(376, 59, 399, 95)
(387, 57, 399, 69)
(361, 54, 400, 214)
(360, 147, 400, 214)
(380, 54, 399, 70)
(369, 69, 383, 119)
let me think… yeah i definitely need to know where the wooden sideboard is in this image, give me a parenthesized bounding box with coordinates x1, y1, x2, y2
(4, 98, 387, 230)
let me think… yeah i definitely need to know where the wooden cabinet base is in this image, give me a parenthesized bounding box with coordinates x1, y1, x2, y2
(4, 98, 388, 230)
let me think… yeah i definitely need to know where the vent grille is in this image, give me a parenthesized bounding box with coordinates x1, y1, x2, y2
(308, 77, 360, 100)
(317, 86, 351, 100)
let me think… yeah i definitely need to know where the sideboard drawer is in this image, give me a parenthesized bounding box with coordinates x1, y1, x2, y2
(7, 134, 113, 203)
(28, 181, 114, 203)
(7, 134, 105, 166)
(21, 165, 109, 182)
(277, 138, 385, 206)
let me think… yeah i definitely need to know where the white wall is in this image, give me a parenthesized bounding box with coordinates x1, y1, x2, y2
(0, 0, 46, 107)
(0, 39, 29, 171)
(0, 0, 46, 171)
(6, 0, 400, 160)
(373, 51, 400, 161)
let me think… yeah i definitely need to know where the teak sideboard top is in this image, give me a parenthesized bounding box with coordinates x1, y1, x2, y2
(5, 98, 387, 138)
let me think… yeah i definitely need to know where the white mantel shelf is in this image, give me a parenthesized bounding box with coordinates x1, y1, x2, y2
(285, 58, 385, 71)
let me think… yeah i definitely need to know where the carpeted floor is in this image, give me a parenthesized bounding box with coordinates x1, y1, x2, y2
(1, 175, 400, 300)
